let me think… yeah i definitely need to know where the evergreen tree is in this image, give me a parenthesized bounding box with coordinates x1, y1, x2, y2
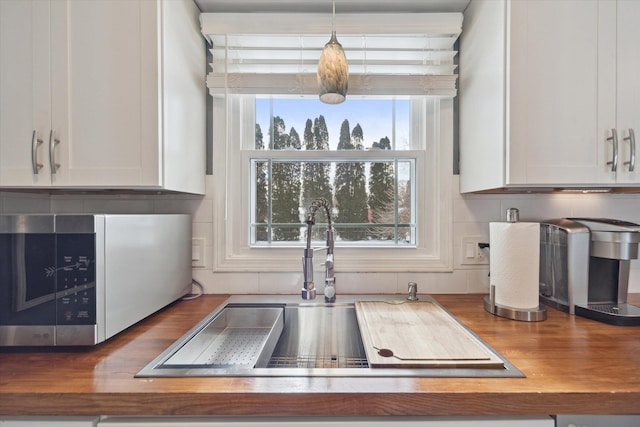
(368, 136, 395, 240)
(350, 124, 368, 234)
(302, 117, 332, 205)
(312, 115, 330, 150)
(301, 117, 333, 240)
(333, 120, 368, 241)
(254, 124, 269, 242)
(270, 116, 301, 241)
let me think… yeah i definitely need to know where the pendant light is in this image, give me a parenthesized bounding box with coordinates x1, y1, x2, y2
(317, 0, 348, 104)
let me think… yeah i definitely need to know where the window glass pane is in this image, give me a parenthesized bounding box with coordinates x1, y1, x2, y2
(251, 159, 415, 246)
(255, 97, 411, 151)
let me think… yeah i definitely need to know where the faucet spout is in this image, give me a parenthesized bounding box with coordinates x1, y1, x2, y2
(323, 228, 336, 303)
(301, 198, 336, 302)
(301, 223, 316, 300)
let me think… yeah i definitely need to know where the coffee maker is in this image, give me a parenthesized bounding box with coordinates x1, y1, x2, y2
(539, 218, 640, 325)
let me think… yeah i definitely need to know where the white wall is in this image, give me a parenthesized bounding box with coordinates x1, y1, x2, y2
(1, 174, 639, 294)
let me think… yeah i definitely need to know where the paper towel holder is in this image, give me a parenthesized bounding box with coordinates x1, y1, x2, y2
(484, 207, 547, 321)
(484, 285, 547, 321)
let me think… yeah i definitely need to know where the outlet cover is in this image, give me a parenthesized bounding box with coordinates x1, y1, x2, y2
(461, 236, 489, 265)
(192, 238, 206, 268)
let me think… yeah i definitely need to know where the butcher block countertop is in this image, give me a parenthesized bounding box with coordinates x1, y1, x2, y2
(1, 293, 640, 417)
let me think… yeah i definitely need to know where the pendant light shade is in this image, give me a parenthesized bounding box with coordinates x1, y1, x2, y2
(318, 3, 348, 104)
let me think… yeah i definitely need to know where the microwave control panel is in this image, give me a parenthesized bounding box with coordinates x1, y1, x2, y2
(55, 233, 96, 325)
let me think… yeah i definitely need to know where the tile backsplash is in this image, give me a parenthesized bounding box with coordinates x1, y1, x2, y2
(1, 174, 639, 294)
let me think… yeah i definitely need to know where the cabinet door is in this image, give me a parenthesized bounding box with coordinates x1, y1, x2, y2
(616, 0, 640, 184)
(50, 0, 160, 188)
(507, 0, 612, 186)
(0, 0, 53, 186)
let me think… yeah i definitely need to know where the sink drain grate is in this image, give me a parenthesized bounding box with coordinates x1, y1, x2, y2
(267, 355, 368, 369)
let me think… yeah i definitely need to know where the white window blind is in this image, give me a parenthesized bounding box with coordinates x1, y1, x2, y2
(200, 13, 462, 97)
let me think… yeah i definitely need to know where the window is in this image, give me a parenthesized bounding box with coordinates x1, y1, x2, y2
(212, 94, 452, 272)
(203, 11, 460, 272)
(251, 97, 415, 246)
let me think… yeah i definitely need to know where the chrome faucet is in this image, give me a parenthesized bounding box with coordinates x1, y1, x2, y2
(302, 198, 336, 302)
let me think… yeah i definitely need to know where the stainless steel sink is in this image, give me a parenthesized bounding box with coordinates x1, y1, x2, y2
(136, 295, 524, 378)
(266, 302, 368, 370)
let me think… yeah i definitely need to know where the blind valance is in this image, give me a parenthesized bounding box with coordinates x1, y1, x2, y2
(200, 12, 463, 97)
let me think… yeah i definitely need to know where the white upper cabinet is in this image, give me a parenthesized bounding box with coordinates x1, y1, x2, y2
(0, 0, 52, 186)
(459, 0, 640, 192)
(613, 0, 640, 184)
(0, 0, 205, 194)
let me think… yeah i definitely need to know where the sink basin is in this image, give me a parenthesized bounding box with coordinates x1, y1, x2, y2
(267, 302, 368, 370)
(136, 295, 524, 378)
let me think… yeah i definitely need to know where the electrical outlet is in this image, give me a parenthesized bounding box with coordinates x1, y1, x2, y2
(461, 236, 489, 265)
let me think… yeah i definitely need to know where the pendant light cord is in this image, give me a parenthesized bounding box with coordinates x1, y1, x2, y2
(332, 0, 335, 33)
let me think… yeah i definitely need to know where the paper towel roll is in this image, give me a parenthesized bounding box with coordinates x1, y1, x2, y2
(489, 222, 540, 310)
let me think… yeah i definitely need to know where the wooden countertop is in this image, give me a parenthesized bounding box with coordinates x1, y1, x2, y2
(1, 294, 639, 417)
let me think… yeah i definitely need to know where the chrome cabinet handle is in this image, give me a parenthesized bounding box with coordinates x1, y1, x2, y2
(606, 128, 618, 172)
(48, 130, 60, 175)
(624, 128, 636, 172)
(31, 130, 44, 174)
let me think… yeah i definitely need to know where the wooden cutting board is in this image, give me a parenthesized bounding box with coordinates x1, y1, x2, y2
(355, 300, 505, 369)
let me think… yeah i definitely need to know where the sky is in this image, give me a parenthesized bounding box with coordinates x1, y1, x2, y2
(255, 97, 410, 150)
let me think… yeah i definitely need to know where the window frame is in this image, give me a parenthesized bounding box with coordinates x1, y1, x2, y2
(210, 95, 453, 273)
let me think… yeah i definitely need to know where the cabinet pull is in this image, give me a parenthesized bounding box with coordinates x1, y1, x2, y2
(624, 128, 636, 172)
(48, 130, 60, 175)
(606, 128, 618, 172)
(31, 130, 44, 174)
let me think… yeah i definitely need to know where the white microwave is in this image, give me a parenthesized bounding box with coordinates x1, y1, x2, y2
(0, 214, 192, 346)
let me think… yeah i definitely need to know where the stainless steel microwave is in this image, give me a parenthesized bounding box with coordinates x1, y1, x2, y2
(0, 214, 192, 346)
